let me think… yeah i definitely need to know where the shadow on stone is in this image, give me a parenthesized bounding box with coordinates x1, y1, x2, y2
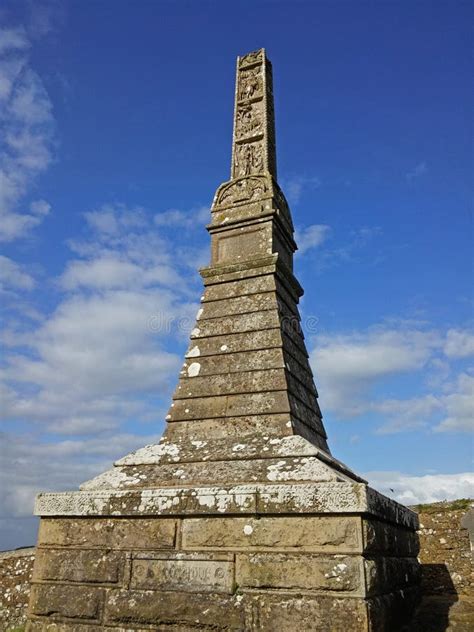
(408, 563, 458, 632)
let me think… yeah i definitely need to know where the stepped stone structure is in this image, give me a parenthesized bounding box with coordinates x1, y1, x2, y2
(27, 49, 421, 631)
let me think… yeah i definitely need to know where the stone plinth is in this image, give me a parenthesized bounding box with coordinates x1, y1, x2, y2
(27, 48, 421, 631)
(28, 479, 419, 631)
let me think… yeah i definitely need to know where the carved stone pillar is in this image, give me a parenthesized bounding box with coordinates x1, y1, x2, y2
(27, 49, 421, 632)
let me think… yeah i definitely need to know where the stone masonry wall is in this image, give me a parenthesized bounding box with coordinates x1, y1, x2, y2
(0, 548, 35, 631)
(25, 514, 419, 631)
(0, 500, 471, 631)
(409, 499, 473, 631)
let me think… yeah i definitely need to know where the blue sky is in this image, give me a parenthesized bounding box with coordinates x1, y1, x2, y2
(0, 0, 472, 550)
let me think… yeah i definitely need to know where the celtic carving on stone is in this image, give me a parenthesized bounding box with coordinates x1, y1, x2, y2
(239, 49, 263, 67)
(238, 67, 263, 102)
(234, 141, 264, 177)
(215, 176, 268, 207)
(236, 102, 263, 139)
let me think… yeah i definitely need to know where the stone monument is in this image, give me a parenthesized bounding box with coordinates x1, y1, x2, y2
(27, 49, 421, 631)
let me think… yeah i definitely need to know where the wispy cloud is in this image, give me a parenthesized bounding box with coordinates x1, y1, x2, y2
(435, 372, 473, 433)
(283, 174, 321, 205)
(1, 204, 203, 438)
(310, 322, 474, 433)
(0, 26, 55, 241)
(302, 226, 382, 272)
(154, 205, 209, 229)
(0, 255, 35, 291)
(295, 224, 330, 255)
(444, 329, 474, 359)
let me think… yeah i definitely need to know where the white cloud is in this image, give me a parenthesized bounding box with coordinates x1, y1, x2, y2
(435, 372, 474, 433)
(366, 471, 474, 506)
(0, 255, 35, 290)
(0, 28, 30, 54)
(310, 323, 473, 433)
(374, 395, 442, 434)
(0, 431, 159, 522)
(154, 205, 209, 229)
(301, 226, 382, 272)
(0, 27, 55, 241)
(83, 204, 147, 237)
(295, 224, 330, 255)
(1, 204, 201, 436)
(311, 325, 439, 417)
(283, 175, 321, 205)
(444, 329, 474, 359)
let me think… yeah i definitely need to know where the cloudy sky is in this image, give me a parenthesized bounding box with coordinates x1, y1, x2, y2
(0, 1, 472, 550)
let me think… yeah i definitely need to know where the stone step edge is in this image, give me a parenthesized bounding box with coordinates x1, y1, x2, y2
(114, 437, 362, 484)
(200, 255, 304, 301)
(34, 482, 418, 529)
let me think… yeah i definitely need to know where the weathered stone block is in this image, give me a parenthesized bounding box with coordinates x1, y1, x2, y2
(162, 414, 293, 442)
(27, 623, 105, 631)
(182, 515, 362, 552)
(202, 274, 275, 301)
(104, 589, 245, 628)
(367, 586, 421, 632)
(173, 367, 288, 399)
(213, 223, 271, 264)
(182, 347, 284, 377)
(257, 481, 367, 514)
(364, 556, 421, 595)
(168, 390, 291, 421)
(236, 553, 362, 593)
(130, 552, 234, 594)
(363, 518, 420, 556)
(117, 432, 325, 466)
(100, 456, 338, 488)
(198, 291, 277, 318)
(242, 592, 368, 631)
(29, 584, 104, 620)
(192, 309, 279, 338)
(38, 517, 176, 549)
(185, 328, 282, 358)
(33, 549, 124, 584)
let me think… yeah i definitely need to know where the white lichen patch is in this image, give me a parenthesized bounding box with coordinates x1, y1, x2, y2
(243, 524, 254, 536)
(232, 444, 247, 452)
(191, 328, 200, 337)
(274, 435, 319, 457)
(220, 344, 228, 351)
(80, 467, 141, 490)
(187, 345, 201, 357)
(116, 442, 181, 465)
(325, 562, 349, 581)
(196, 308, 204, 320)
(187, 362, 201, 377)
(191, 440, 207, 449)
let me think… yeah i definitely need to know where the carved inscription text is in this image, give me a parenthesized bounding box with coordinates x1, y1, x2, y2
(132, 558, 234, 594)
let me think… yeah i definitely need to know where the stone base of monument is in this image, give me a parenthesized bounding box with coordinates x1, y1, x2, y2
(27, 442, 420, 631)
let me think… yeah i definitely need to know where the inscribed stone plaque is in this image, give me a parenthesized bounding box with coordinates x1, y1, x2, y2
(131, 558, 234, 594)
(216, 226, 267, 263)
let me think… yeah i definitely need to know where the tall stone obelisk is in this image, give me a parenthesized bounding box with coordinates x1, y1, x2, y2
(27, 49, 421, 632)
